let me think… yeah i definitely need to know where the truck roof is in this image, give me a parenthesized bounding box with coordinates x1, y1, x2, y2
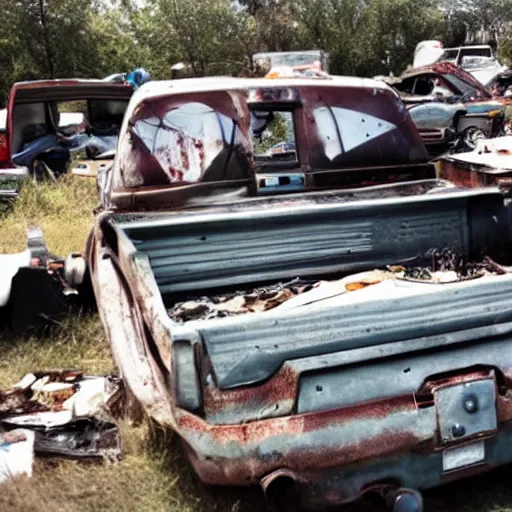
(132, 75, 390, 96)
(126, 75, 393, 116)
(9, 79, 133, 104)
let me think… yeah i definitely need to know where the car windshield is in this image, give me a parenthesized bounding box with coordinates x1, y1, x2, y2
(460, 56, 498, 70)
(441, 73, 490, 101)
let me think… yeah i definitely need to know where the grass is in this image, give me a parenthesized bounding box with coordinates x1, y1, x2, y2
(1, 176, 512, 511)
(0, 174, 98, 254)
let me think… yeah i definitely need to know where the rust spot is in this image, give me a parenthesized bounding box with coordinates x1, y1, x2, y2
(168, 167, 184, 181)
(301, 395, 416, 431)
(178, 394, 417, 447)
(180, 424, 424, 486)
(203, 364, 298, 420)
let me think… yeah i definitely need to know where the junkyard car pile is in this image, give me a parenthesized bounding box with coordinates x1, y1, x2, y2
(381, 62, 511, 156)
(6, 53, 512, 511)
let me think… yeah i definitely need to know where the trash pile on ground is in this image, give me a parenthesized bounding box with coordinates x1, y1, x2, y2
(169, 250, 509, 323)
(0, 370, 123, 483)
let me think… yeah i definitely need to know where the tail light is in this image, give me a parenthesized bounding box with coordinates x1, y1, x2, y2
(0, 133, 9, 167)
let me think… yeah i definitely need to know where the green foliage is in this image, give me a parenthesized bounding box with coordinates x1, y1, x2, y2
(253, 112, 291, 154)
(2, 0, 512, 106)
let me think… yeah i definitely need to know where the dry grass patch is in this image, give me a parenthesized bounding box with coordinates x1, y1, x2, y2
(0, 314, 111, 388)
(0, 420, 268, 512)
(0, 174, 97, 254)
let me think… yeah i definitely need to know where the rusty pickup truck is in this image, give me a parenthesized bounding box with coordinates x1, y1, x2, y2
(87, 77, 512, 511)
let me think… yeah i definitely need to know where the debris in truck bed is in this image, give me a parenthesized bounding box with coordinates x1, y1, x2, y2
(169, 251, 507, 322)
(396, 249, 509, 282)
(169, 278, 313, 323)
(0, 371, 123, 463)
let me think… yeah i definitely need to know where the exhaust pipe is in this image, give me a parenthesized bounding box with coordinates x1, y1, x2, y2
(261, 470, 299, 511)
(261, 469, 297, 498)
(386, 488, 424, 512)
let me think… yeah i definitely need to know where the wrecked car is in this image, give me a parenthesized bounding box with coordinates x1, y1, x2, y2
(438, 136, 512, 187)
(407, 101, 484, 156)
(487, 69, 512, 99)
(436, 45, 506, 85)
(85, 76, 512, 511)
(388, 62, 508, 153)
(0, 79, 133, 192)
(438, 44, 494, 66)
(457, 55, 507, 87)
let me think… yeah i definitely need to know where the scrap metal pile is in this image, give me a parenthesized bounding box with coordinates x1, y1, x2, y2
(169, 250, 508, 323)
(169, 278, 315, 322)
(0, 370, 124, 483)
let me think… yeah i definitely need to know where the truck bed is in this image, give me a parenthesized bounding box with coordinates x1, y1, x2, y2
(112, 182, 512, 390)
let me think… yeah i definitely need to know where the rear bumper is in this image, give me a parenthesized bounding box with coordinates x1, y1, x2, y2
(268, 424, 512, 508)
(176, 375, 512, 506)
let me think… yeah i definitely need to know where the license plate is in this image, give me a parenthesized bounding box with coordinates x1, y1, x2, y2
(442, 441, 485, 472)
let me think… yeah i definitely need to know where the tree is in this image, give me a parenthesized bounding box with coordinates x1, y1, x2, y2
(142, 0, 250, 77)
(0, 0, 102, 79)
(441, 0, 512, 46)
(362, 0, 445, 75)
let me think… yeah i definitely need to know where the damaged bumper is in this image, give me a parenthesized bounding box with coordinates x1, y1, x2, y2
(178, 368, 512, 508)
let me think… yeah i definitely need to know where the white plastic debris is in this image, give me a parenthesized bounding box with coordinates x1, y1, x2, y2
(12, 373, 37, 391)
(2, 410, 73, 429)
(0, 250, 31, 307)
(0, 429, 35, 483)
(73, 377, 107, 418)
(30, 376, 50, 393)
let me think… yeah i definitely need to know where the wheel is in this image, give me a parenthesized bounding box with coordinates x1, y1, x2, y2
(461, 126, 486, 151)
